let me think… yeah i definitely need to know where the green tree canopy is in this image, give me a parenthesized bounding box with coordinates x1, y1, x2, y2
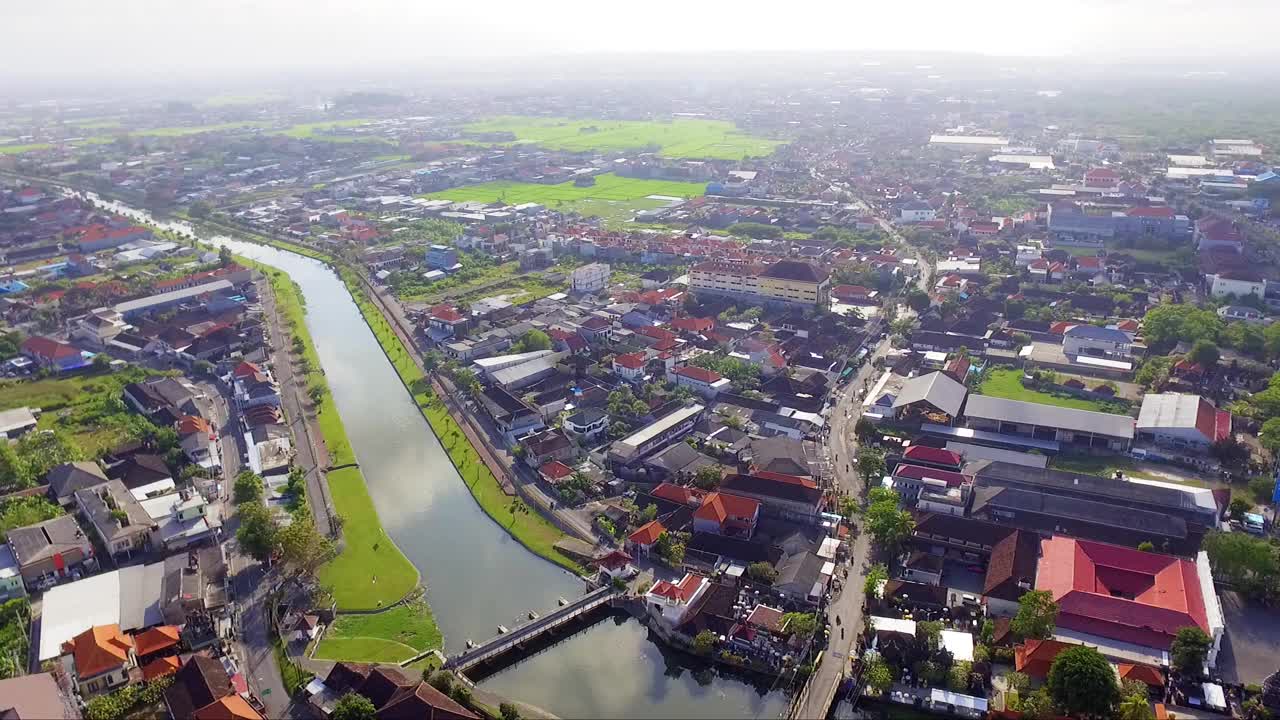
(513, 329, 552, 353)
(332, 693, 377, 720)
(235, 501, 278, 562)
(1170, 626, 1213, 676)
(233, 470, 264, 505)
(1012, 590, 1059, 641)
(1047, 645, 1120, 717)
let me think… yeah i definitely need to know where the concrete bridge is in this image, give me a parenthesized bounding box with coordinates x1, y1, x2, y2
(444, 586, 617, 674)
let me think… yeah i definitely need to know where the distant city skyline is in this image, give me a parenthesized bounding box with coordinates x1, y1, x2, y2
(7, 0, 1280, 82)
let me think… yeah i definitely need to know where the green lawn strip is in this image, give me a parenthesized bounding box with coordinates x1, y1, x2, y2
(235, 255, 420, 611)
(978, 368, 1116, 413)
(461, 116, 782, 159)
(421, 172, 705, 221)
(0, 143, 52, 155)
(315, 603, 443, 663)
(278, 119, 389, 144)
(132, 121, 273, 137)
(340, 270, 585, 576)
(313, 637, 419, 664)
(1048, 454, 1195, 484)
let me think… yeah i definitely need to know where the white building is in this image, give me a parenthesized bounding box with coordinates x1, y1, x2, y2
(1208, 272, 1265, 299)
(571, 263, 611, 294)
(644, 573, 710, 628)
(1136, 393, 1231, 450)
(667, 365, 732, 398)
(898, 201, 936, 223)
(1062, 324, 1132, 358)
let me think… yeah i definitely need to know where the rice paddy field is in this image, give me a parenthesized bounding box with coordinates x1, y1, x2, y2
(422, 172, 706, 221)
(461, 116, 782, 159)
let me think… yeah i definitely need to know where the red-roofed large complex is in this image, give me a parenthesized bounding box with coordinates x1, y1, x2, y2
(645, 573, 710, 626)
(1035, 537, 1224, 665)
(692, 492, 760, 538)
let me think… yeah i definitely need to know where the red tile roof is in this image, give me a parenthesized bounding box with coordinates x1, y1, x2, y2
(1118, 663, 1166, 688)
(142, 655, 182, 681)
(673, 365, 723, 384)
(1036, 536, 1210, 650)
(596, 549, 634, 570)
(191, 694, 264, 720)
(177, 415, 213, 437)
(613, 352, 647, 370)
(65, 624, 133, 678)
(538, 460, 574, 482)
(431, 306, 465, 323)
(650, 573, 705, 602)
(134, 625, 181, 656)
(753, 471, 818, 488)
(670, 316, 715, 334)
(1014, 638, 1073, 678)
(652, 483, 702, 505)
(893, 463, 970, 487)
(22, 336, 80, 361)
(232, 361, 262, 379)
(1194, 397, 1232, 443)
(1197, 216, 1243, 243)
(628, 519, 665, 546)
(1126, 206, 1176, 219)
(694, 492, 759, 527)
(902, 445, 964, 468)
(832, 285, 872, 301)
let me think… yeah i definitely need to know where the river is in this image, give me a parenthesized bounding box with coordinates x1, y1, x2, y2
(86, 196, 791, 719)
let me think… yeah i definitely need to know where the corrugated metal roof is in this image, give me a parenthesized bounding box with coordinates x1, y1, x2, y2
(963, 395, 1134, 439)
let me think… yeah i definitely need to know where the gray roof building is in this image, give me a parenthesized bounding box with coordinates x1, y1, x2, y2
(893, 371, 968, 418)
(46, 461, 109, 504)
(962, 395, 1135, 440)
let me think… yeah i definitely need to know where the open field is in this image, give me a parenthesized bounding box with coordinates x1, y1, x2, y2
(0, 367, 160, 456)
(279, 119, 388, 143)
(423, 172, 705, 222)
(134, 121, 273, 137)
(313, 602, 442, 663)
(1059, 244, 1186, 264)
(977, 368, 1121, 413)
(0, 143, 52, 155)
(462, 116, 782, 159)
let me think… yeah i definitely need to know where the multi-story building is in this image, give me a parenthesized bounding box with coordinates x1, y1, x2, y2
(688, 259, 830, 308)
(1208, 271, 1265, 299)
(571, 262, 611, 293)
(424, 244, 459, 271)
(1062, 324, 1132, 359)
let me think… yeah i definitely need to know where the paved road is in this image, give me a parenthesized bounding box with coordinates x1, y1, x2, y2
(228, 546, 291, 717)
(260, 275, 334, 536)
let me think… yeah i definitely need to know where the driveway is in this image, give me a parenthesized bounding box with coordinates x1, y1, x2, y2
(1215, 590, 1279, 686)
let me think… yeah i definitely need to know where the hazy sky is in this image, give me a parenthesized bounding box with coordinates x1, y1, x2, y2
(7, 0, 1279, 80)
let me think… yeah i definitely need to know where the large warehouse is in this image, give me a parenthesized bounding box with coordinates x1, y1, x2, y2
(962, 395, 1134, 451)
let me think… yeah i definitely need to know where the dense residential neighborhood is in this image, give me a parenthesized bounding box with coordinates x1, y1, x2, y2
(4, 51, 1280, 720)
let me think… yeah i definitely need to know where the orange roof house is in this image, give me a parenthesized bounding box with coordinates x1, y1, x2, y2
(1014, 638, 1072, 678)
(64, 624, 133, 680)
(133, 625, 181, 657)
(142, 655, 182, 681)
(627, 520, 665, 549)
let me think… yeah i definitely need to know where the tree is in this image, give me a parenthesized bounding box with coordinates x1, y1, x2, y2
(277, 513, 336, 577)
(1170, 626, 1213, 676)
(235, 502, 278, 562)
(857, 447, 886, 484)
(1116, 693, 1154, 720)
(427, 671, 453, 696)
(1210, 438, 1250, 470)
(653, 532, 684, 566)
(1141, 304, 1222, 351)
(233, 470, 264, 504)
(864, 655, 894, 695)
(864, 499, 914, 552)
(512, 329, 551, 353)
(1137, 541, 1155, 552)
(1230, 498, 1252, 521)
(916, 620, 944, 654)
(864, 564, 888, 598)
(693, 629, 717, 655)
(1188, 340, 1220, 368)
(217, 245, 233, 267)
(1006, 671, 1031, 696)
(1020, 688, 1057, 720)
(746, 561, 778, 585)
(948, 660, 974, 692)
(782, 612, 818, 638)
(1047, 645, 1120, 718)
(636, 503, 658, 525)
(1261, 417, 1280, 456)
(1243, 698, 1273, 720)
(691, 465, 723, 490)
(854, 417, 877, 441)
(0, 496, 62, 542)
(1012, 590, 1059, 641)
(331, 693, 377, 720)
(499, 702, 522, 720)
(1202, 530, 1279, 597)
(906, 289, 931, 312)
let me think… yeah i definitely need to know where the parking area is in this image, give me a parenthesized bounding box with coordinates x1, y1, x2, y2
(941, 562, 986, 607)
(1216, 590, 1279, 686)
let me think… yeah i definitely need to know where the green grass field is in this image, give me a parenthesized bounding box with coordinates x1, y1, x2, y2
(280, 119, 387, 143)
(423, 172, 705, 222)
(0, 368, 160, 456)
(462, 116, 782, 159)
(313, 603, 442, 663)
(0, 143, 51, 155)
(978, 368, 1117, 413)
(134, 121, 273, 137)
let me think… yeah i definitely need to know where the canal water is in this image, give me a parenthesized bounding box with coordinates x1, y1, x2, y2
(87, 196, 791, 718)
